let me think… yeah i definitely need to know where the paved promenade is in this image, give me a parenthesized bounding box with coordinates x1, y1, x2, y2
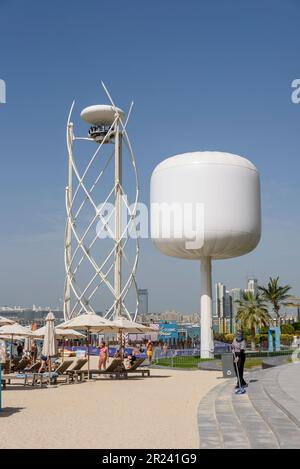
(198, 362, 300, 449)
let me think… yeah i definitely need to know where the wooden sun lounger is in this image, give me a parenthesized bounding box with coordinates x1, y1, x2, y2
(66, 358, 88, 382)
(81, 358, 127, 379)
(24, 362, 41, 373)
(126, 358, 150, 377)
(1, 373, 36, 388)
(32, 360, 74, 385)
(12, 357, 31, 372)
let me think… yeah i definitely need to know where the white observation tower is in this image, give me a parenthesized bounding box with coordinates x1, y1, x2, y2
(64, 83, 139, 322)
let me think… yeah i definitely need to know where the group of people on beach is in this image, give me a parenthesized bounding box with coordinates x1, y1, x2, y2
(97, 340, 154, 370)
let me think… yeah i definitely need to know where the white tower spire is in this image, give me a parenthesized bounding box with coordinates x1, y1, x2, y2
(63, 83, 139, 321)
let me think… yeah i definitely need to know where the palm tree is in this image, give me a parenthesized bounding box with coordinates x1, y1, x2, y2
(235, 292, 271, 351)
(258, 277, 292, 326)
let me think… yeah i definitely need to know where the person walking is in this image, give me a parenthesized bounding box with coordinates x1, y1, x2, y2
(231, 329, 247, 388)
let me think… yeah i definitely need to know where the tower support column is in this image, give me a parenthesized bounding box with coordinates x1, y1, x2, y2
(114, 121, 122, 319)
(200, 257, 214, 358)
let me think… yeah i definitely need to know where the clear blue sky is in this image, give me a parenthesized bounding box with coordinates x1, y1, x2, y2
(0, 0, 299, 312)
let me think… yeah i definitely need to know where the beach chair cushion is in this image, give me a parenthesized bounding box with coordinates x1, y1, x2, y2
(16, 373, 34, 378)
(40, 372, 58, 378)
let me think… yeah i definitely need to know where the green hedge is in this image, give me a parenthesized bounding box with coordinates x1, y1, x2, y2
(214, 331, 295, 346)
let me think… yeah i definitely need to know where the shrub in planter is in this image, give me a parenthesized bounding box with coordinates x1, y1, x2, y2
(224, 333, 234, 343)
(280, 334, 294, 346)
(245, 335, 251, 346)
(280, 324, 294, 335)
(214, 333, 224, 342)
(214, 333, 233, 343)
(259, 334, 268, 343)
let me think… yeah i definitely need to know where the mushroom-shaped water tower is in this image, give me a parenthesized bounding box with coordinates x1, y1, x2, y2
(150, 151, 261, 358)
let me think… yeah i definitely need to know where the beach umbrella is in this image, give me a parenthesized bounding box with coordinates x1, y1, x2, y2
(23, 324, 39, 354)
(24, 337, 31, 354)
(59, 312, 119, 378)
(110, 317, 153, 334)
(0, 316, 15, 326)
(34, 326, 85, 340)
(59, 312, 118, 333)
(42, 312, 58, 376)
(0, 323, 33, 337)
(108, 317, 154, 358)
(0, 323, 33, 365)
(35, 326, 85, 362)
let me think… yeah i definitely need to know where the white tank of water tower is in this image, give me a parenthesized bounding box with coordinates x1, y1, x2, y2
(150, 151, 261, 358)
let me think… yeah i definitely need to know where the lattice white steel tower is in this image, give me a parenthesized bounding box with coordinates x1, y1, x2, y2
(63, 83, 139, 321)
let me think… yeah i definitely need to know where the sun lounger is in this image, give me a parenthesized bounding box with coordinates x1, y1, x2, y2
(66, 358, 88, 382)
(1, 373, 35, 388)
(2, 360, 11, 374)
(32, 360, 74, 385)
(32, 372, 58, 387)
(126, 358, 150, 377)
(24, 362, 41, 373)
(12, 357, 31, 372)
(81, 358, 127, 379)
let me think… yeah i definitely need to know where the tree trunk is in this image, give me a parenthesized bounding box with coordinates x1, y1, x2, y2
(275, 307, 280, 327)
(251, 326, 256, 351)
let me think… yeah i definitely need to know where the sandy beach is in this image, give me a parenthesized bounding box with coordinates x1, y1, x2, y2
(0, 360, 221, 449)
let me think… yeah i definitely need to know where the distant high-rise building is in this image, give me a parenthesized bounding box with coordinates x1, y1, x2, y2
(215, 283, 231, 318)
(228, 288, 243, 321)
(215, 283, 232, 332)
(138, 289, 148, 316)
(246, 278, 258, 295)
(215, 278, 261, 333)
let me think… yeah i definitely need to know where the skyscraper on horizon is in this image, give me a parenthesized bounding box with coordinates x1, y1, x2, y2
(214, 278, 259, 333)
(138, 289, 149, 316)
(246, 278, 258, 295)
(215, 283, 232, 333)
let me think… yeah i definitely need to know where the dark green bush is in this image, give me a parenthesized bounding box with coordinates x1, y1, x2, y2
(258, 334, 268, 343)
(293, 322, 300, 331)
(280, 324, 294, 334)
(280, 334, 294, 345)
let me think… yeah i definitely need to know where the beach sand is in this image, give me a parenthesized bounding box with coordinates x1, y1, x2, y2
(0, 358, 221, 449)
